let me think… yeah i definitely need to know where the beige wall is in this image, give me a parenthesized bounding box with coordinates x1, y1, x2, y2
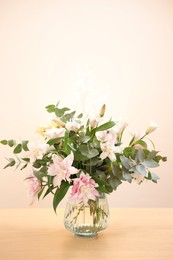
(0, 0, 172, 208)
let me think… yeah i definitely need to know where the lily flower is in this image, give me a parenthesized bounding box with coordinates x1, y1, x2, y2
(48, 152, 78, 187)
(146, 120, 158, 135)
(70, 172, 99, 204)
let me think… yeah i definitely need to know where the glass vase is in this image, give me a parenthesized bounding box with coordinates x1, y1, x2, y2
(64, 193, 109, 237)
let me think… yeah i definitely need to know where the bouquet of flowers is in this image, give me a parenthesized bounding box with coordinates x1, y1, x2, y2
(0, 102, 166, 212)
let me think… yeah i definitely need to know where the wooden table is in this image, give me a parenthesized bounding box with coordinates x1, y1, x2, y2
(0, 208, 173, 260)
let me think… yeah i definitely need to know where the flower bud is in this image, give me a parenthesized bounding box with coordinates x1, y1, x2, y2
(145, 120, 158, 135)
(52, 117, 65, 128)
(99, 104, 106, 117)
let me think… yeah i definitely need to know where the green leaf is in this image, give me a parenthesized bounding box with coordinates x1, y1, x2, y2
(33, 161, 41, 168)
(143, 159, 159, 168)
(8, 139, 16, 147)
(37, 186, 45, 200)
(92, 175, 108, 186)
(13, 144, 22, 154)
(63, 131, 71, 155)
(111, 164, 122, 177)
(135, 164, 147, 176)
(108, 176, 122, 190)
(20, 163, 28, 170)
(22, 157, 30, 162)
(53, 181, 70, 212)
(4, 158, 15, 169)
(105, 184, 113, 193)
(34, 171, 47, 181)
(79, 144, 99, 159)
(122, 172, 132, 182)
(151, 173, 160, 183)
(0, 140, 8, 145)
(74, 151, 89, 161)
(61, 111, 76, 122)
(95, 121, 116, 132)
(45, 104, 56, 113)
(55, 107, 70, 117)
(96, 186, 110, 194)
(78, 113, 83, 118)
(81, 136, 91, 143)
(148, 150, 159, 159)
(95, 170, 107, 180)
(123, 147, 136, 158)
(134, 140, 147, 149)
(135, 150, 145, 163)
(47, 137, 63, 146)
(22, 140, 29, 151)
(120, 156, 133, 170)
(43, 185, 55, 198)
(145, 171, 152, 180)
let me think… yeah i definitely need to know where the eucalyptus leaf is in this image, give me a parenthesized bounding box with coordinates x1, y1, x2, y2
(143, 159, 159, 168)
(151, 173, 160, 183)
(120, 156, 133, 170)
(4, 158, 15, 169)
(77, 113, 83, 118)
(135, 164, 147, 176)
(13, 144, 22, 154)
(79, 144, 99, 159)
(135, 150, 145, 163)
(122, 172, 132, 182)
(148, 150, 159, 159)
(22, 140, 29, 151)
(108, 176, 122, 190)
(0, 140, 7, 145)
(111, 164, 121, 177)
(33, 161, 41, 168)
(45, 104, 56, 113)
(81, 136, 91, 143)
(8, 140, 16, 147)
(61, 111, 76, 122)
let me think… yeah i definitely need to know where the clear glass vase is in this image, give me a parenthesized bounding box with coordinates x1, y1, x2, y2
(64, 193, 109, 236)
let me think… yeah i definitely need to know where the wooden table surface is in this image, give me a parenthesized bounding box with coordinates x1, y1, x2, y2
(0, 208, 173, 260)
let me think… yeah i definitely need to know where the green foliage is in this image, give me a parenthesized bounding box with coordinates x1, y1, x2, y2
(13, 144, 22, 154)
(0, 101, 167, 212)
(53, 181, 70, 212)
(4, 158, 16, 169)
(95, 121, 116, 132)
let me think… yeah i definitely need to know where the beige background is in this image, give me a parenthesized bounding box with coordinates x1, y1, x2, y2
(0, 0, 172, 208)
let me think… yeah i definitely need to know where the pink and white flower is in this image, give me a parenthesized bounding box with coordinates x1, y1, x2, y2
(28, 141, 49, 163)
(25, 171, 41, 205)
(45, 127, 65, 139)
(96, 129, 117, 144)
(70, 172, 99, 204)
(89, 115, 101, 129)
(65, 121, 80, 132)
(100, 142, 117, 161)
(48, 152, 78, 187)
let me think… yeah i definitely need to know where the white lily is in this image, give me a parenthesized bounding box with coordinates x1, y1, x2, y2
(146, 120, 158, 135)
(45, 127, 65, 139)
